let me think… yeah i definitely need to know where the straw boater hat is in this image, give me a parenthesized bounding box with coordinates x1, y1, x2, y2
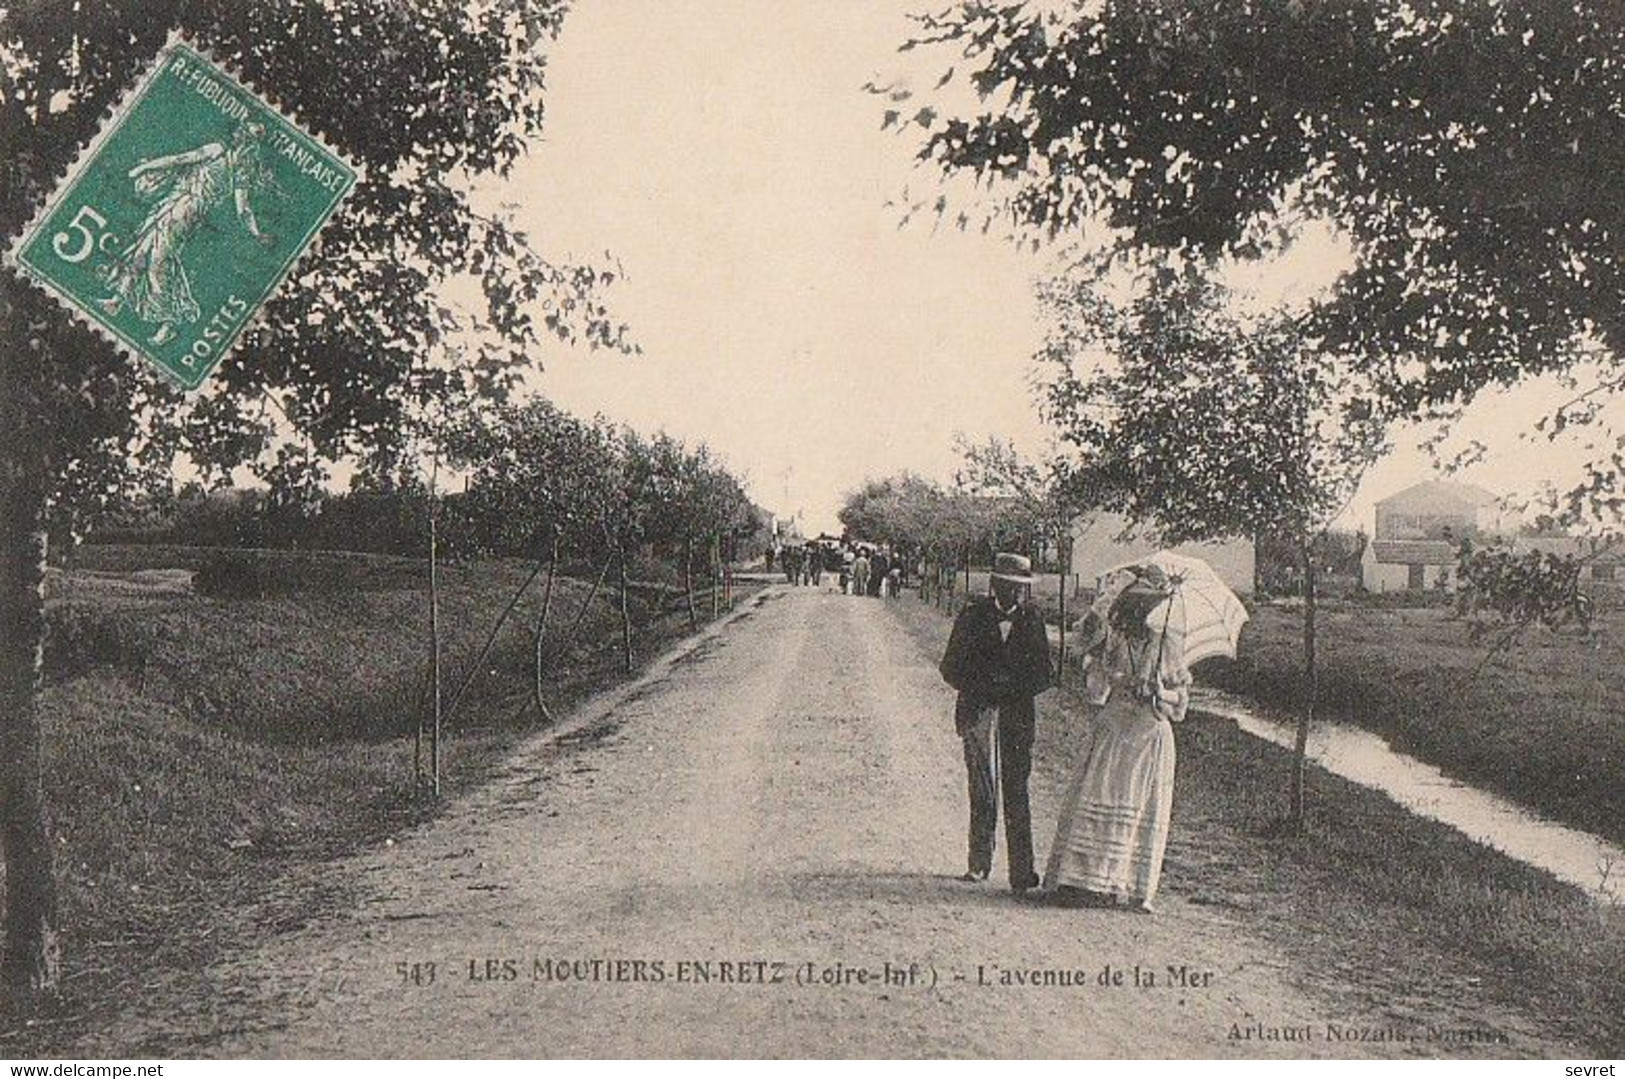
(990, 552, 1035, 585)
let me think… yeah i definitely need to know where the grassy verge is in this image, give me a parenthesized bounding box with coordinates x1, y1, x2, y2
(8, 546, 743, 1044)
(892, 591, 1625, 1057)
(1161, 717, 1624, 1057)
(1202, 603, 1625, 848)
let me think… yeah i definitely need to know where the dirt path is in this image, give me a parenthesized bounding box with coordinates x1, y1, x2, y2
(72, 588, 1560, 1057)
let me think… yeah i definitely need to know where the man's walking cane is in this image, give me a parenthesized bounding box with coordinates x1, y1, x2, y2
(981, 708, 994, 871)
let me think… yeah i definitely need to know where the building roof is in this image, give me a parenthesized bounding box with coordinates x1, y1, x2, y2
(1369, 539, 1459, 565)
(1512, 536, 1625, 562)
(1375, 480, 1500, 512)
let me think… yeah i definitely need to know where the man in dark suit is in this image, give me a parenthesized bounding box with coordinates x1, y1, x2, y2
(870, 548, 890, 596)
(938, 552, 1054, 892)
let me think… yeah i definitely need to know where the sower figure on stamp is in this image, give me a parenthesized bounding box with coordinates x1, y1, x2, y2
(98, 119, 275, 347)
(938, 552, 1054, 892)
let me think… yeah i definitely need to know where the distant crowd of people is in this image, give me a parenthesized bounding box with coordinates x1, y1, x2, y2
(772, 540, 904, 598)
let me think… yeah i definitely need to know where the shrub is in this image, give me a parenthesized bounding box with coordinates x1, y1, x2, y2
(1330, 589, 1453, 611)
(193, 551, 277, 599)
(190, 548, 430, 599)
(44, 604, 151, 680)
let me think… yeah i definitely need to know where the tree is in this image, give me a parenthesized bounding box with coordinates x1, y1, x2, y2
(891, 0, 1625, 526)
(445, 400, 623, 719)
(1, 3, 631, 999)
(1039, 267, 1386, 831)
(955, 435, 1091, 561)
(611, 429, 670, 672)
(688, 450, 756, 612)
(955, 435, 1098, 671)
(837, 472, 1006, 608)
(449, 403, 755, 691)
(1456, 542, 1595, 640)
(838, 474, 944, 554)
(1256, 529, 1368, 596)
(450, 399, 614, 560)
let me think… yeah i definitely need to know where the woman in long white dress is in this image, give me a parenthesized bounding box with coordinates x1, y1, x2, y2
(1043, 581, 1191, 911)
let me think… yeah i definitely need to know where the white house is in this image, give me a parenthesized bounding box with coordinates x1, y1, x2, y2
(1373, 480, 1505, 541)
(1069, 513, 1255, 595)
(1361, 538, 1460, 592)
(1361, 480, 1504, 592)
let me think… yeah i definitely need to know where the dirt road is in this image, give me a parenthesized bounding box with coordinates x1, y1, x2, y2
(76, 587, 1553, 1057)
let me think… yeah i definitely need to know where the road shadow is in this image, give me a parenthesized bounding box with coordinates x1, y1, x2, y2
(787, 868, 1122, 921)
(788, 869, 1177, 928)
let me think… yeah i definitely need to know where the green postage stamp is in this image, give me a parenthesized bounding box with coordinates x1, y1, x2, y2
(6, 36, 357, 390)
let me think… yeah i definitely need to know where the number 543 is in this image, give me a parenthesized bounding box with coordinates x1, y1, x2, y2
(53, 205, 119, 264)
(397, 961, 436, 987)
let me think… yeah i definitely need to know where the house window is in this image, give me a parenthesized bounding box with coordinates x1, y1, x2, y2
(1593, 564, 1617, 582)
(1407, 564, 1426, 590)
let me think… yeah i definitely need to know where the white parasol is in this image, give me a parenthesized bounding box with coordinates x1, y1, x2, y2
(1092, 551, 1250, 665)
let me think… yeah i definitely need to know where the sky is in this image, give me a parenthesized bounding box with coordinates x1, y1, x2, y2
(495, 0, 1615, 537)
(504, 1, 1045, 534)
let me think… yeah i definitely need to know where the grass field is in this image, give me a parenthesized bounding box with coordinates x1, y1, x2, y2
(1163, 715, 1625, 1056)
(1202, 602, 1625, 848)
(24, 545, 731, 1032)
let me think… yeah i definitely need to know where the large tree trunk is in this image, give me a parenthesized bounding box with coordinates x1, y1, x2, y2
(1289, 541, 1318, 834)
(0, 465, 60, 1000)
(1253, 530, 1265, 596)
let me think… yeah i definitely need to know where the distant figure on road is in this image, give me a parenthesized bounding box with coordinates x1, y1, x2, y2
(806, 542, 823, 587)
(938, 552, 1054, 893)
(1042, 568, 1190, 912)
(782, 544, 801, 586)
(853, 548, 872, 597)
(870, 548, 889, 597)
